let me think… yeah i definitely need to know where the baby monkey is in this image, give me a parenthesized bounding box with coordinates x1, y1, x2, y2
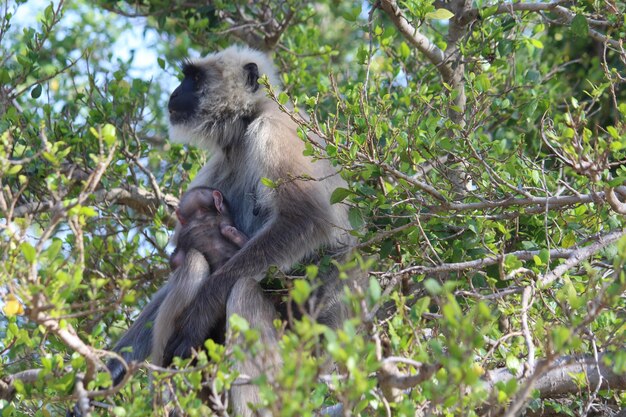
(153, 187, 248, 366)
(169, 186, 248, 271)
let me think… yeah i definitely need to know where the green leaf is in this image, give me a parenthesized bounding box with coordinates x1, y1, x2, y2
(260, 177, 276, 188)
(330, 187, 352, 204)
(506, 355, 521, 373)
(21, 242, 36, 263)
(229, 314, 250, 332)
(277, 91, 289, 105)
(411, 296, 430, 319)
(426, 8, 454, 20)
(341, 6, 360, 22)
(101, 124, 116, 146)
(480, 5, 499, 18)
(155, 230, 169, 249)
(552, 326, 571, 351)
(368, 276, 381, 302)
(529, 38, 543, 49)
(44, 239, 63, 260)
(79, 206, 97, 217)
(291, 280, 311, 305)
(112, 406, 127, 416)
(476, 73, 491, 92)
(423, 278, 442, 295)
(7, 164, 22, 175)
(31, 83, 42, 98)
(306, 264, 318, 279)
(562, 232, 576, 248)
(348, 207, 363, 229)
(538, 248, 550, 265)
(571, 14, 589, 38)
(399, 42, 411, 60)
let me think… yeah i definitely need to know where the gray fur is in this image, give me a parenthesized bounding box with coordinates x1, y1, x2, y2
(227, 278, 280, 417)
(152, 249, 209, 366)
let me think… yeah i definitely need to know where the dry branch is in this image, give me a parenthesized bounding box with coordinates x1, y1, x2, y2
(378, 0, 453, 82)
(12, 186, 178, 225)
(486, 352, 626, 400)
(539, 228, 626, 287)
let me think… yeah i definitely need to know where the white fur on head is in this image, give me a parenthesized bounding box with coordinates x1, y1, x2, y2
(168, 45, 280, 148)
(206, 45, 280, 92)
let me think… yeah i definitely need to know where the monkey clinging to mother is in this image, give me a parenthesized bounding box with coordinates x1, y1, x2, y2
(105, 45, 357, 416)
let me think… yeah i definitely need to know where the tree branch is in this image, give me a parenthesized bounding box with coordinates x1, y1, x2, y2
(375, 247, 572, 277)
(321, 352, 626, 416)
(606, 187, 626, 215)
(375, 227, 623, 280)
(11, 186, 178, 226)
(461, 0, 567, 25)
(0, 369, 42, 401)
(29, 306, 105, 382)
(552, 6, 622, 49)
(539, 228, 626, 287)
(440, 192, 605, 213)
(378, 0, 454, 82)
(486, 352, 626, 400)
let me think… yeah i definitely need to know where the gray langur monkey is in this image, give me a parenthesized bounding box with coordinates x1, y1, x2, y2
(164, 43, 353, 359)
(106, 45, 354, 416)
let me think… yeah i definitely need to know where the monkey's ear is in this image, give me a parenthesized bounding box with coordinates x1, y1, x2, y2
(243, 63, 259, 92)
(212, 190, 225, 214)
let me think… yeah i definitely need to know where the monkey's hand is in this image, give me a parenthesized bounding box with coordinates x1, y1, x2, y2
(220, 223, 248, 248)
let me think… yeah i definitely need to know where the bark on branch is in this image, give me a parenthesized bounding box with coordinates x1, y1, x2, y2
(11, 186, 178, 226)
(539, 228, 626, 287)
(375, 227, 624, 281)
(378, 0, 454, 82)
(461, 0, 567, 25)
(486, 352, 626, 400)
(321, 352, 626, 416)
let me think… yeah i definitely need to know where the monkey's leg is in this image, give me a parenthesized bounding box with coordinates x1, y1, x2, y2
(226, 278, 280, 417)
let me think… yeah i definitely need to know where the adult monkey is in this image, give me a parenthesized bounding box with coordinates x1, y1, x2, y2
(163, 44, 354, 363)
(102, 45, 353, 416)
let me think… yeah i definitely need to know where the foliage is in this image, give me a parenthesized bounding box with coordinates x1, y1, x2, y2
(1, 0, 625, 416)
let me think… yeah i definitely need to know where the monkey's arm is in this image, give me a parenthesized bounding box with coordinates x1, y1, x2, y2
(163, 184, 329, 364)
(107, 284, 169, 385)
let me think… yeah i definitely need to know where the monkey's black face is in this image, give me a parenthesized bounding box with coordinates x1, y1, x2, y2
(168, 62, 203, 124)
